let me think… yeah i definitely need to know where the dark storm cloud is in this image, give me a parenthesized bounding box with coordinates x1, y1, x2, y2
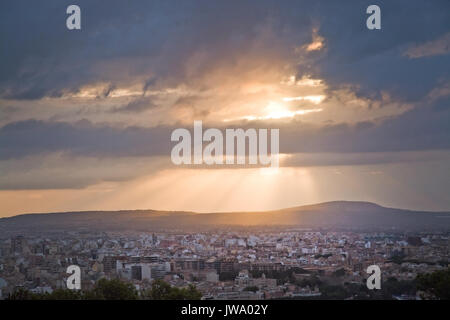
(1, 95, 449, 161)
(1, 1, 448, 100)
(0, 119, 172, 160)
(1, 1, 448, 101)
(0, 0, 449, 162)
(0, 0, 310, 99)
(309, 0, 450, 101)
(278, 98, 450, 154)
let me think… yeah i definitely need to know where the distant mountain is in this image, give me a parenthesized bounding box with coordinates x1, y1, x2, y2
(1, 201, 449, 234)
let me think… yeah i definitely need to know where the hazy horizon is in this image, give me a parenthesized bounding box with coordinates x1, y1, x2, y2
(2, 199, 450, 220)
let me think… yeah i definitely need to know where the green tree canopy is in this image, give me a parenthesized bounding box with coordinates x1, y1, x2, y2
(417, 268, 450, 300)
(145, 279, 202, 300)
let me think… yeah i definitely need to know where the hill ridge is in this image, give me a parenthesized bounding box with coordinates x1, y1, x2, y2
(1, 201, 449, 233)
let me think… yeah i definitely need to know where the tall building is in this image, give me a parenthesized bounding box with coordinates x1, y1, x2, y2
(103, 256, 123, 274)
(131, 265, 142, 281)
(11, 236, 26, 254)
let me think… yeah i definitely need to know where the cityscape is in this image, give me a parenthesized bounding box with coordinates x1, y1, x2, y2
(1, 0, 449, 306)
(1, 227, 448, 300)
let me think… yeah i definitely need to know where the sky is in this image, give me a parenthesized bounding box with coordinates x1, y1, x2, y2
(0, 0, 450, 217)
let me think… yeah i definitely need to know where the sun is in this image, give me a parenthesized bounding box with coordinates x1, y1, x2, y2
(260, 101, 323, 120)
(262, 101, 294, 119)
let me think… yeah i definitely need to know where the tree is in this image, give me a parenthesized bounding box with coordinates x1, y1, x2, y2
(92, 278, 138, 300)
(296, 275, 322, 288)
(6, 279, 201, 300)
(145, 279, 202, 300)
(381, 277, 416, 298)
(6, 288, 34, 300)
(417, 268, 450, 300)
(41, 289, 84, 300)
(145, 279, 172, 300)
(320, 284, 348, 299)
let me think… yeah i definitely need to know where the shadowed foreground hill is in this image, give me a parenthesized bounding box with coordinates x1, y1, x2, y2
(1, 201, 450, 233)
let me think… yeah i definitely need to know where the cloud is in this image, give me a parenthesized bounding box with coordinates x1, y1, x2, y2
(0, 0, 449, 197)
(405, 32, 450, 58)
(2, 1, 446, 102)
(1, 94, 449, 162)
(302, 1, 450, 101)
(111, 97, 157, 113)
(0, 119, 172, 160)
(279, 98, 450, 153)
(1, 1, 448, 122)
(0, 153, 168, 190)
(0, 0, 306, 100)
(281, 151, 450, 167)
